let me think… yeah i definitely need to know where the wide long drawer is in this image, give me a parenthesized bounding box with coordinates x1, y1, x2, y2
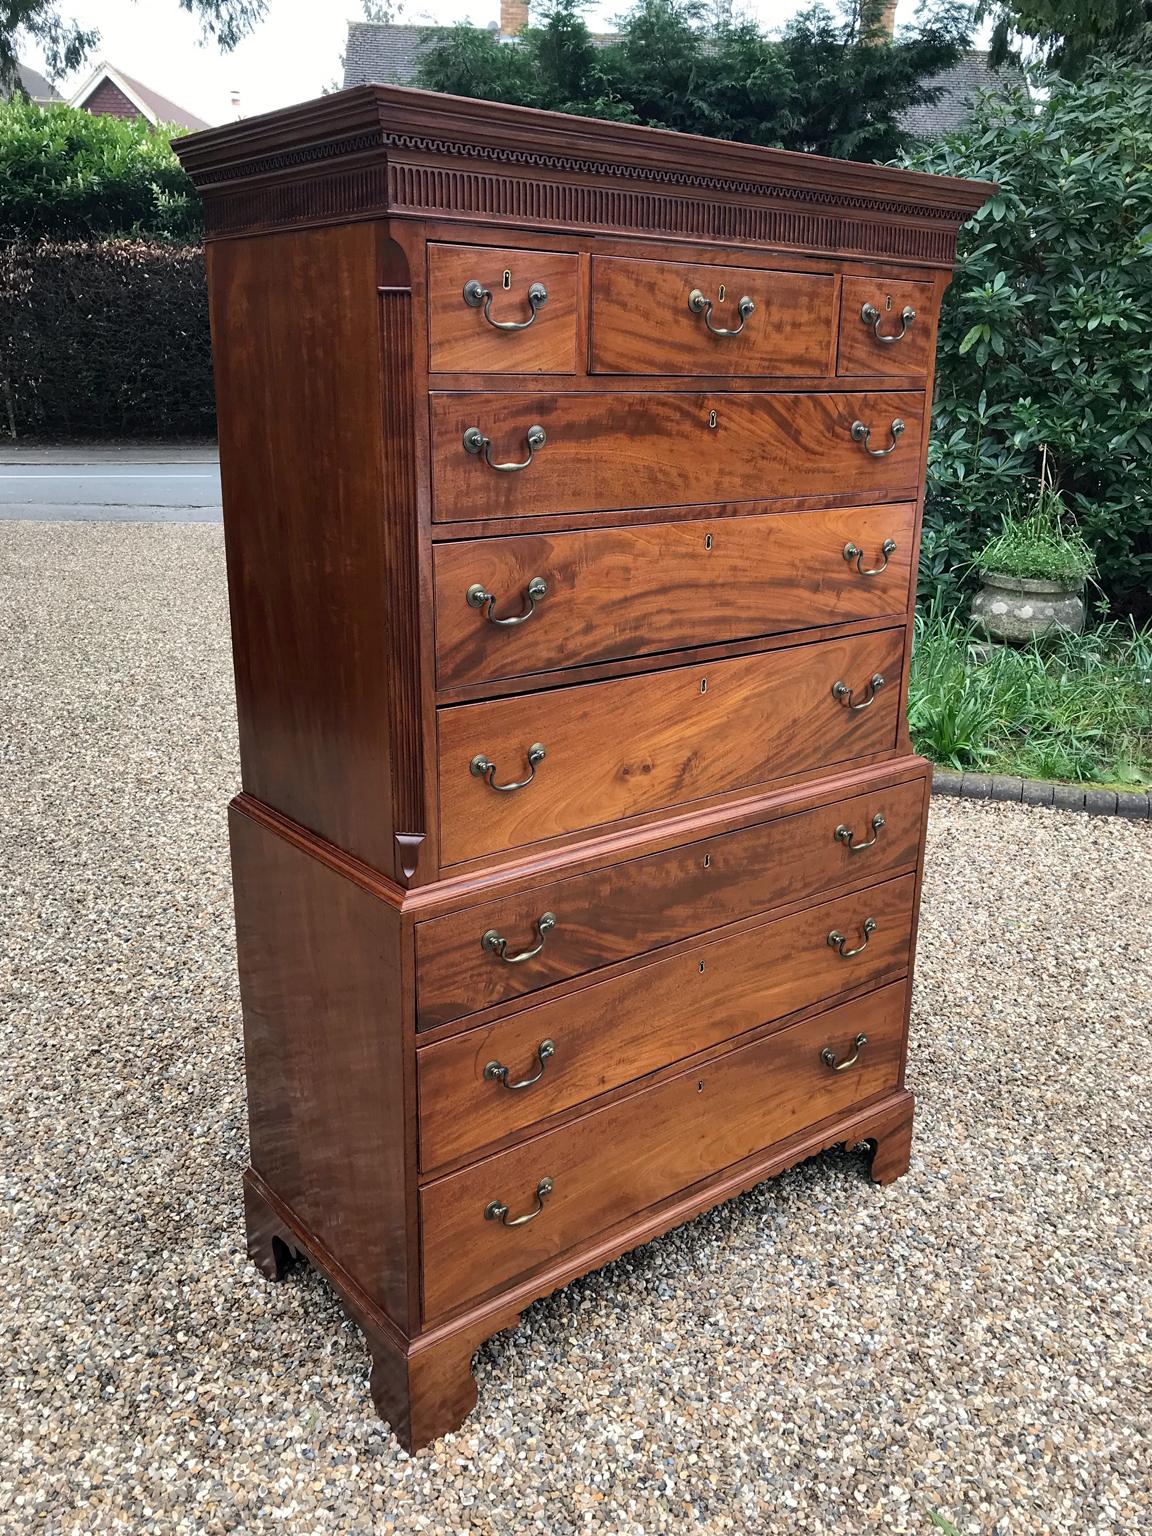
(415, 773, 926, 1029)
(418, 873, 916, 1170)
(429, 391, 925, 521)
(437, 628, 905, 865)
(433, 503, 916, 689)
(420, 981, 907, 1319)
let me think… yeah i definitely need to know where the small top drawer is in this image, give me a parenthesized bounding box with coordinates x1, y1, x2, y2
(427, 244, 579, 374)
(590, 256, 835, 376)
(837, 276, 936, 377)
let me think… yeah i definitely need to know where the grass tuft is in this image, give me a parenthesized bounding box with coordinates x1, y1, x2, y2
(909, 602, 1152, 787)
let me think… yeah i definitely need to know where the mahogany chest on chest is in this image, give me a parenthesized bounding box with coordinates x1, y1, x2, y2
(176, 88, 991, 1451)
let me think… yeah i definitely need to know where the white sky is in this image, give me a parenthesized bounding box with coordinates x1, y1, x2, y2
(22, 0, 925, 126)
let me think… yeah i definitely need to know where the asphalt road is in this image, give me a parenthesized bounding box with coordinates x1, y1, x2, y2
(0, 460, 223, 522)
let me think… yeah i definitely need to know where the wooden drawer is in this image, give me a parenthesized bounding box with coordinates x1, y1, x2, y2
(418, 873, 916, 1169)
(589, 256, 835, 376)
(837, 277, 936, 377)
(420, 980, 907, 1318)
(436, 627, 905, 865)
(415, 774, 926, 1029)
(433, 503, 916, 689)
(430, 391, 925, 521)
(427, 244, 579, 375)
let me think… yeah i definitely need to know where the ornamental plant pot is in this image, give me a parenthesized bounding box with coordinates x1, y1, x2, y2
(971, 572, 1085, 643)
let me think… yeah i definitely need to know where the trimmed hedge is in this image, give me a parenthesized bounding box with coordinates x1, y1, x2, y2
(0, 240, 215, 438)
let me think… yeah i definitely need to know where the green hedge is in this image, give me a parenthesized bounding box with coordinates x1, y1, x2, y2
(0, 241, 215, 438)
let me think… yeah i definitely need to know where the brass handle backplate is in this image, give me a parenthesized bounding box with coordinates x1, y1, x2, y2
(827, 917, 877, 958)
(470, 742, 546, 793)
(843, 538, 897, 576)
(851, 418, 906, 458)
(485, 1177, 554, 1227)
(835, 813, 886, 852)
(467, 576, 548, 626)
(482, 911, 557, 964)
(688, 288, 756, 336)
(860, 302, 916, 343)
(821, 1033, 868, 1072)
(832, 673, 886, 711)
(464, 278, 548, 330)
(484, 1039, 556, 1091)
(463, 424, 547, 472)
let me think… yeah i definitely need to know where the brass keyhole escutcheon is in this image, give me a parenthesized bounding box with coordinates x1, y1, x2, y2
(700, 678, 707, 694)
(699, 960, 705, 973)
(705, 533, 713, 550)
(703, 853, 711, 868)
(717, 283, 726, 302)
(697, 1080, 705, 1092)
(885, 293, 893, 311)
(708, 409, 718, 429)
(502, 269, 512, 289)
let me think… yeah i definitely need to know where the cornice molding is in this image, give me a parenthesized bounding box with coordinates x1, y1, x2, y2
(176, 85, 995, 260)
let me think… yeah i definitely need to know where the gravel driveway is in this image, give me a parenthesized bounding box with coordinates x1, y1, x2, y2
(2, 522, 1149, 1536)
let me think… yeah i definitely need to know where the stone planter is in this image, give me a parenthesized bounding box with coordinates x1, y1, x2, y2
(971, 572, 1085, 643)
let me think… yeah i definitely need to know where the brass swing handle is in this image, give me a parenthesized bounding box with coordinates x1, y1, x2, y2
(861, 302, 916, 343)
(485, 1177, 554, 1227)
(832, 673, 886, 711)
(821, 1033, 868, 1072)
(843, 538, 897, 576)
(850, 418, 905, 458)
(484, 1038, 556, 1090)
(470, 742, 546, 793)
(467, 576, 548, 626)
(464, 278, 549, 330)
(835, 812, 886, 852)
(463, 424, 546, 472)
(688, 288, 756, 336)
(827, 917, 876, 958)
(482, 911, 557, 965)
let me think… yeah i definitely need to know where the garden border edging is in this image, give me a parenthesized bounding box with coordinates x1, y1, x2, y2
(931, 768, 1151, 819)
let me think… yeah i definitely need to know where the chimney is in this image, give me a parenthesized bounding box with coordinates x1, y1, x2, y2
(500, 0, 529, 36)
(880, 0, 898, 37)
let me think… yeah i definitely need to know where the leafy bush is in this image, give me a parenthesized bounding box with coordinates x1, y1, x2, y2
(907, 61, 1152, 619)
(0, 97, 200, 242)
(909, 605, 1152, 785)
(417, 0, 973, 162)
(0, 241, 214, 437)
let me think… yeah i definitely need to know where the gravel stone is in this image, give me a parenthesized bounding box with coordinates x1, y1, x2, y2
(2, 522, 1150, 1535)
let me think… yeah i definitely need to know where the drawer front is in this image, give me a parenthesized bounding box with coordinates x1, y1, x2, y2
(415, 774, 926, 1029)
(430, 391, 924, 521)
(437, 627, 905, 865)
(421, 981, 907, 1318)
(837, 277, 936, 377)
(589, 256, 835, 376)
(427, 244, 579, 375)
(418, 874, 916, 1169)
(433, 503, 916, 689)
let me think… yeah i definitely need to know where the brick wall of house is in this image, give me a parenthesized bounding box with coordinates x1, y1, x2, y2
(81, 78, 141, 120)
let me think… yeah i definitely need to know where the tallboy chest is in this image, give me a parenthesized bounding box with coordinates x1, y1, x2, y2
(176, 87, 992, 1453)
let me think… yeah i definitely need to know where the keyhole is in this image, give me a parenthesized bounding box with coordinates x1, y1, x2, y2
(717, 283, 726, 302)
(885, 293, 893, 312)
(698, 962, 705, 973)
(700, 678, 707, 694)
(703, 853, 711, 868)
(502, 269, 512, 290)
(704, 533, 713, 550)
(708, 410, 717, 429)
(697, 1080, 705, 1092)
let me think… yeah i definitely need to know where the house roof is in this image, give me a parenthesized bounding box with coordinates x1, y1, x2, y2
(902, 53, 1007, 137)
(19, 61, 63, 101)
(343, 20, 1008, 138)
(69, 61, 212, 131)
(1, 61, 63, 102)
